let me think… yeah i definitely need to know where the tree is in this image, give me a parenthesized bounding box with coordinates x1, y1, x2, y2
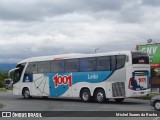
(0, 72, 8, 88)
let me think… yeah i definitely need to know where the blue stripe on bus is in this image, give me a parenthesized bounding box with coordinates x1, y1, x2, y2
(45, 71, 114, 97)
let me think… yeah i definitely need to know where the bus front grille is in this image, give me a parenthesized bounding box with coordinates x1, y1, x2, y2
(112, 82, 125, 97)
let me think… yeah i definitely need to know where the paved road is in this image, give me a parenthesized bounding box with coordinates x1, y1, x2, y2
(0, 90, 155, 111)
(0, 90, 159, 120)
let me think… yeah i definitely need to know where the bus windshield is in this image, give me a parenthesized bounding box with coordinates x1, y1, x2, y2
(13, 63, 26, 84)
(132, 52, 149, 64)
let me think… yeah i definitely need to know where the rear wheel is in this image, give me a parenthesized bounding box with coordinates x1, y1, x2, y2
(94, 89, 106, 103)
(23, 88, 31, 99)
(80, 89, 91, 102)
(114, 98, 125, 103)
(154, 100, 160, 111)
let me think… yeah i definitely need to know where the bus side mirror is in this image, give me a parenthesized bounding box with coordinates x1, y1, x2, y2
(8, 71, 13, 79)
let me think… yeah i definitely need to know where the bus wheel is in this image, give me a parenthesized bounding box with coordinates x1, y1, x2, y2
(95, 89, 106, 103)
(114, 98, 125, 103)
(23, 88, 31, 99)
(80, 89, 91, 102)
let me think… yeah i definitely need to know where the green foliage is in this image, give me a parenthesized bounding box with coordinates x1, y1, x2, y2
(0, 88, 7, 92)
(0, 72, 8, 88)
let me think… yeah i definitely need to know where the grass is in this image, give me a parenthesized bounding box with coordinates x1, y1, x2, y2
(0, 88, 4, 108)
(6, 87, 13, 90)
(0, 88, 7, 92)
(0, 87, 13, 91)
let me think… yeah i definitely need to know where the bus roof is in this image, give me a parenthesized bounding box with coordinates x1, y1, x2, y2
(18, 51, 132, 64)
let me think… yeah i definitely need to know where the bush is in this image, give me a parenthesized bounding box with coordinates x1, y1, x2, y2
(0, 81, 4, 88)
(0, 72, 8, 88)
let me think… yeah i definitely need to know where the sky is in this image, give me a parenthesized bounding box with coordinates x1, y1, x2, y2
(0, 0, 160, 63)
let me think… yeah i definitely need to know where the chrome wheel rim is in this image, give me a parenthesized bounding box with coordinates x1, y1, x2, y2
(82, 92, 89, 101)
(97, 92, 104, 102)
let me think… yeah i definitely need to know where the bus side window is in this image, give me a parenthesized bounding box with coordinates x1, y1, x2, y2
(97, 56, 110, 71)
(65, 59, 79, 72)
(37, 61, 50, 73)
(111, 56, 116, 70)
(80, 58, 96, 72)
(80, 58, 88, 72)
(117, 55, 126, 69)
(51, 60, 64, 73)
(88, 58, 96, 71)
(25, 62, 38, 74)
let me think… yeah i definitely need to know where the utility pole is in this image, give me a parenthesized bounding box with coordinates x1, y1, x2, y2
(95, 48, 99, 53)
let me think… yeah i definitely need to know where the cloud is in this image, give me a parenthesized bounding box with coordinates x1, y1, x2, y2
(0, 0, 160, 63)
(142, 0, 160, 6)
(0, 0, 127, 21)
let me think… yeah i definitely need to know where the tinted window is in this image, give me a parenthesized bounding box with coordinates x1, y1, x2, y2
(25, 62, 37, 74)
(117, 55, 126, 69)
(65, 59, 79, 72)
(16, 63, 26, 77)
(80, 58, 96, 71)
(97, 56, 110, 71)
(38, 61, 50, 73)
(132, 52, 149, 64)
(51, 60, 64, 73)
(13, 63, 26, 84)
(111, 56, 116, 70)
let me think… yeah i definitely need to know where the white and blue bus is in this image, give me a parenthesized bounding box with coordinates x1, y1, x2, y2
(9, 51, 150, 103)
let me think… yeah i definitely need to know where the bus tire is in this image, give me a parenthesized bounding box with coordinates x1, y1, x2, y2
(80, 89, 91, 102)
(23, 88, 31, 99)
(94, 89, 106, 103)
(114, 98, 125, 103)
